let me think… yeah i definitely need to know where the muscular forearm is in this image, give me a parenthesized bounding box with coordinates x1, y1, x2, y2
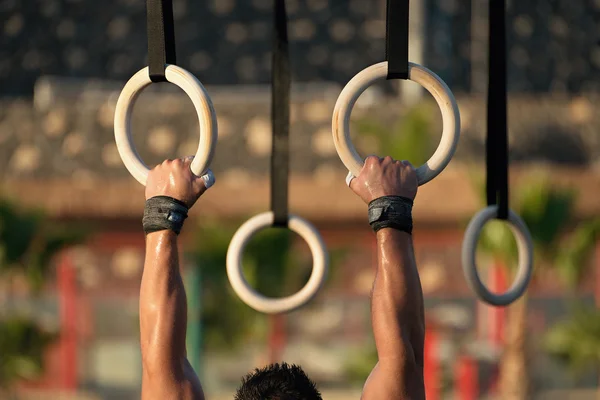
(369, 228, 425, 397)
(372, 229, 424, 354)
(140, 231, 188, 377)
(138, 159, 207, 399)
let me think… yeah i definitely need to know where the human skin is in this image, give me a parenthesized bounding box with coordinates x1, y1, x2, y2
(140, 158, 206, 400)
(138, 155, 425, 400)
(350, 156, 426, 400)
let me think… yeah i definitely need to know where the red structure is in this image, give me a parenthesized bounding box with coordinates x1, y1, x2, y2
(424, 328, 440, 400)
(456, 356, 478, 400)
(58, 253, 78, 391)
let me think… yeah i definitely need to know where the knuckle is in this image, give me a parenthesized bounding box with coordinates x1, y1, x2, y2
(364, 155, 380, 166)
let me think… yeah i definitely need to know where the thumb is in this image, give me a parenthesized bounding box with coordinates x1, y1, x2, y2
(345, 171, 355, 188)
(346, 171, 360, 194)
(192, 169, 215, 194)
(183, 155, 214, 187)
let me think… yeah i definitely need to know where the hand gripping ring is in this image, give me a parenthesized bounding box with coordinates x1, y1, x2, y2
(461, 206, 534, 306)
(114, 65, 218, 186)
(226, 212, 329, 314)
(332, 61, 460, 186)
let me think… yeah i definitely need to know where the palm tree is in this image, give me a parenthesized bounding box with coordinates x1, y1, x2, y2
(0, 198, 86, 391)
(473, 174, 600, 400)
(542, 218, 600, 395)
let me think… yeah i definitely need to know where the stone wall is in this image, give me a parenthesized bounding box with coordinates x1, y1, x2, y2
(1, 80, 599, 185)
(2, 0, 600, 96)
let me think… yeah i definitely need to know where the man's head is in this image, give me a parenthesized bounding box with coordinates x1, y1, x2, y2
(234, 363, 322, 400)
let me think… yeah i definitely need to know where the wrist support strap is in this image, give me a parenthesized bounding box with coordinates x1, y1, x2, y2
(368, 195, 413, 234)
(143, 196, 189, 235)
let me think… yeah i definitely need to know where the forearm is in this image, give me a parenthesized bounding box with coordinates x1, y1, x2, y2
(372, 228, 425, 367)
(140, 230, 188, 374)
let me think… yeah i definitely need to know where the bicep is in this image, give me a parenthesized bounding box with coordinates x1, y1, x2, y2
(361, 357, 425, 400)
(142, 357, 205, 400)
(183, 358, 205, 399)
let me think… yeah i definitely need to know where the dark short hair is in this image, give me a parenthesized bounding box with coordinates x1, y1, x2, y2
(234, 362, 322, 400)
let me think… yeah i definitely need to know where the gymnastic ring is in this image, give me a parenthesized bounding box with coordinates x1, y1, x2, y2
(226, 212, 329, 314)
(461, 205, 534, 307)
(332, 62, 460, 185)
(114, 65, 218, 186)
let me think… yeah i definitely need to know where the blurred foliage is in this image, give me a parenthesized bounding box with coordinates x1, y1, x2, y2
(471, 173, 600, 398)
(554, 219, 600, 289)
(352, 104, 435, 166)
(188, 219, 349, 352)
(0, 200, 88, 292)
(0, 198, 87, 389)
(471, 174, 598, 283)
(0, 317, 57, 386)
(544, 305, 600, 379)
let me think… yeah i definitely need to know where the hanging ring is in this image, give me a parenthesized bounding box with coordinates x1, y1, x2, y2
(114, 65, 218, 186)
(226, 212, 329, 314)
(332, 61, 460, 185)
(461, 205, 534, 306)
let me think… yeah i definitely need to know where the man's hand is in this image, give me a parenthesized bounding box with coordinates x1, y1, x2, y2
(146, 157, 208, 208)
(349, 156, 418, 203)
(140, 158, 207, 399)
(353, 156, 426, 400)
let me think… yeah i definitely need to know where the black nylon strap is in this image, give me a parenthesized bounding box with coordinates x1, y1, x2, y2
(270, 0, 290, 227)
(147, 0, 177, 82)
(385, 0, 410, 80)
(486, 0, 509, 220)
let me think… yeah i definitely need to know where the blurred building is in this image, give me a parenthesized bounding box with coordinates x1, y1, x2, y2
(1, 0, 600, 399)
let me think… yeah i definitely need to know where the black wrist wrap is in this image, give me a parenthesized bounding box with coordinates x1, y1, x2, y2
(143, 196, 189, 235)
(368, 195, 413, 234)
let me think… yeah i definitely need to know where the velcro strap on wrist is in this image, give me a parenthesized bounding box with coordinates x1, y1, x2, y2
(143, 196, 189, 235)
(368, 195, 413, 234)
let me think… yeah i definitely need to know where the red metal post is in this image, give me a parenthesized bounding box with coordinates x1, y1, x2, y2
(267, 314, 287, 363)
(58, 253, 78, 390)
(424, 328, 440, 400)
(456, 356, 478, 400)
(490, 263, 506, 347)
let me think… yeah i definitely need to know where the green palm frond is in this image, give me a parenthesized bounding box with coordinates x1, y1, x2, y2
(517, 178, 576, 255)
(469, 173, 587, 275)
(544, 305, 600, 378)
(555, 219, 600, 289)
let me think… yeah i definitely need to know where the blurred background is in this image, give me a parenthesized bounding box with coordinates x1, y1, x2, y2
(1, 0, 600, 399)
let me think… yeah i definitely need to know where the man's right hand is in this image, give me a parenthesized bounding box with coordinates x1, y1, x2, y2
(145, 157, 209, 209)
(349, 156, 418, 204)
(355, 156, 426, 400)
